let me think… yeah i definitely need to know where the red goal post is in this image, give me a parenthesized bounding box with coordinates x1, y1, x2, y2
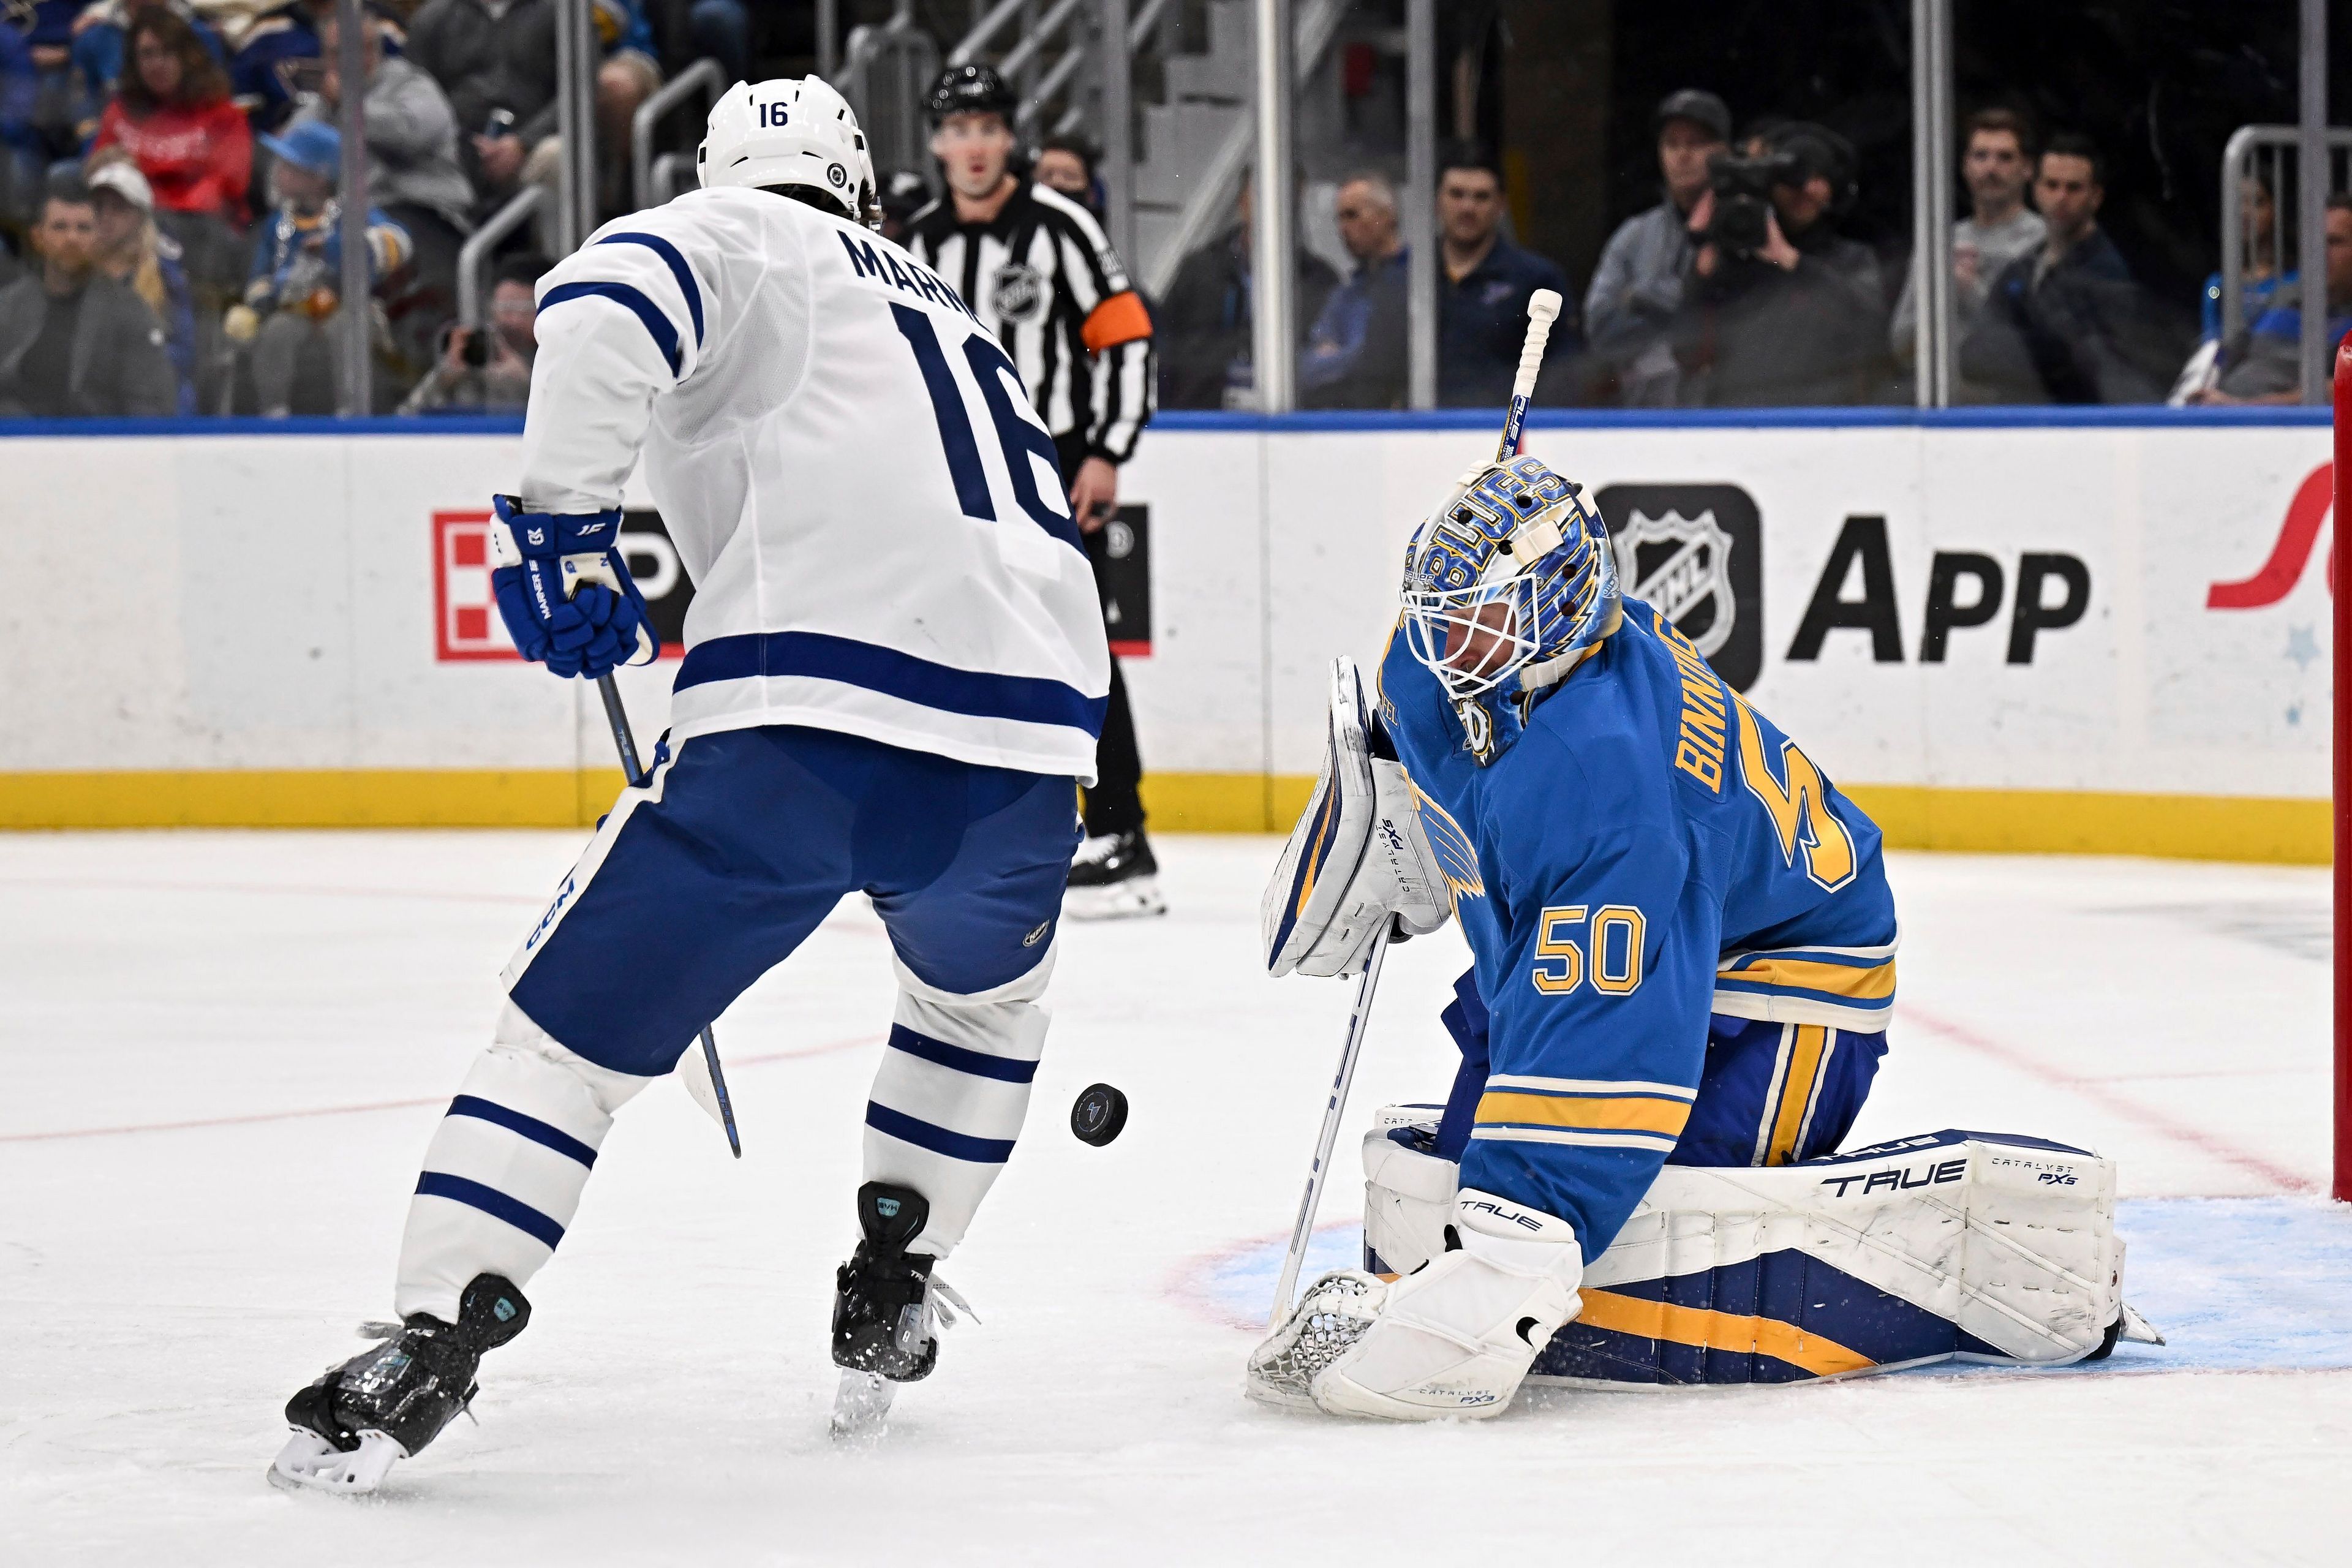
(2336, 339, 2351, 1203)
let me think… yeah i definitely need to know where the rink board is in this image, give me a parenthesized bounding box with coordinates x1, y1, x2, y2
(0, 412, 2332, 859)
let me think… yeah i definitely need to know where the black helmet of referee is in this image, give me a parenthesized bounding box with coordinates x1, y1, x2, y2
(927, 63, 1016, 125)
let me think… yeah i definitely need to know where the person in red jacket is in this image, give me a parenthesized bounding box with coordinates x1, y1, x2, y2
(92, 8, 251, 303)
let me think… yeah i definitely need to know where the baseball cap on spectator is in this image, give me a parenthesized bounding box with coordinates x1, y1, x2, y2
(1766, 120, 1860, 211)
(259, 121, 343, 178)
(86, 160, 156, 211)
(1653, 89, 1731, 143)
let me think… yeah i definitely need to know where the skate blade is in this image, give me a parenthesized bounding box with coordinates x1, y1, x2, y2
(267, 1428, 405, 1495)
(1063, 876, 1168, 921)
(829, 1370, 898, 1442)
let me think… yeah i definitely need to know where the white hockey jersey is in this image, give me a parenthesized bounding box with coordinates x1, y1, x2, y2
(518, 187, 1110, 782)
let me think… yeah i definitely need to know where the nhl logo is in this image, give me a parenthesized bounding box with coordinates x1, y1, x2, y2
(1593, 483, 1763, 690)
(1614, 508, 1736, 658)
(992, 262, 1046, 322)
(827, 162, 847, 188)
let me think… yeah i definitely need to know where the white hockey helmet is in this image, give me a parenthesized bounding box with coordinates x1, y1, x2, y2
(696, 77, 880, 227)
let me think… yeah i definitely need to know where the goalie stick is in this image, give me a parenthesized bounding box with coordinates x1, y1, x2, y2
(1267, 918, 1394, 1329)
(1266, 292, 1562, 1329)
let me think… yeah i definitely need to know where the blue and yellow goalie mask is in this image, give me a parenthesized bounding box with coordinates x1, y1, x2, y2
(1399, 453, 1621, 763)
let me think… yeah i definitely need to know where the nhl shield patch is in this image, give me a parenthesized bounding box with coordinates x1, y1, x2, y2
(1594, 484, 1763, 690)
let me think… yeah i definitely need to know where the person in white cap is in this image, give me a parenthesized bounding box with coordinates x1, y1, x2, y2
(85, 153, 197, 414)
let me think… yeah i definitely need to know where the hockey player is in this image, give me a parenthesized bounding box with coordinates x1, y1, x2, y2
(271, 78, 1109, 1491)
(1249, 434, 1902, 1419)
(905, 64, 1164, 919)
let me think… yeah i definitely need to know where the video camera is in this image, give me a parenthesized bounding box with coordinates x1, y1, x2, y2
(1703, 149, 1806, 259)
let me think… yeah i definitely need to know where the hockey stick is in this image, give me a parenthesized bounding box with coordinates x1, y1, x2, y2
(595, 671, 742, 1159)
(1494, 288, 1564, 461)
(1267, 918, 1395, 1330)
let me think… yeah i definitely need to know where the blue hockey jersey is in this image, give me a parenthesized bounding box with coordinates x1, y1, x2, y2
(1378, 597, 1898, 1254)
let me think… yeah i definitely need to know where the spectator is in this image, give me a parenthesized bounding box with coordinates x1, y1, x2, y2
(400, 249, 543, 412)
(1033, 133, 1100, 215)
(404, 0, 558, 206)
(592, 4, 662, 215)
(1585, 88, 1727, 406)
(0, 183, 177, 415)
(2200, 171, 2287, 344)
(85, 153, 197, 412)
(289, 10, 470, 367)
(13, 1, 84, 165)
(647, 0, 752, 88)
(1959, 134, 2163, 404)
(1434, 141, 1576, 407)
(70, 2, 228, 119)
(1890, 107, 2046, 393)
(2192, 194, 2352, 405)
(225, 119, 409, 415)
(92, 7, 252, 300)
(1670, 121, 1885, 405)
(1158, 173, 1338, 409)
(219, 0, 322, 136)
(2, 15, 42, 227)
(1300, 171, 1409, 408)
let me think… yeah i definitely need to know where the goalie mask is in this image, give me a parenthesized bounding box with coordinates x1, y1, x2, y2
(1400, 453, 1621, 764)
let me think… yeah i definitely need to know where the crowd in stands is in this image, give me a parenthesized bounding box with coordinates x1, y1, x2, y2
(3, 12, 2341, 420)
(1154, 90, 2347, 413)
(0, 0, 751, 416)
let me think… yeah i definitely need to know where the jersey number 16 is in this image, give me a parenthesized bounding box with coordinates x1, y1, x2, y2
(891, 303, 1082, 551)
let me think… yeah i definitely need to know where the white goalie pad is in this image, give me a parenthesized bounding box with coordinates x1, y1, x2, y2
(1261, 657, 1471, 978)
(1356, 1117, 2154, 1385)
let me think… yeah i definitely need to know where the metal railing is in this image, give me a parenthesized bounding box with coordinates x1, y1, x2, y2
(633, 58, 726, 212)
(2220, 124, 2352, 345)
(458, 186, 547, 327)
(840, 2, 941, 187)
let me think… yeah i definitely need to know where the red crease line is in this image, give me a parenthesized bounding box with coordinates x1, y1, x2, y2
(1897, 1004, 2316, 1195)
(0, 1031, 881, 1144)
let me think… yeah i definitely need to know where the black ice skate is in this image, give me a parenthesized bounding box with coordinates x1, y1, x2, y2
(269, 1273, 530, 1494)
(830, 1183, 971, 1439)
(1063, 829, 1167, 920)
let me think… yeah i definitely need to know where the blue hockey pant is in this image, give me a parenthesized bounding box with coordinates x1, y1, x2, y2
(394, 724, 1080, 1321)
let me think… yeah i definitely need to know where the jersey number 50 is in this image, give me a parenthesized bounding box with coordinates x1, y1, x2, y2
(891, 303, 1082, 551)
(1531, 905, 1645, 997)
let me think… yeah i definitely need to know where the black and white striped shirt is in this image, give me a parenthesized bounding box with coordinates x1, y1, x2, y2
(905, 181, 1155, 463)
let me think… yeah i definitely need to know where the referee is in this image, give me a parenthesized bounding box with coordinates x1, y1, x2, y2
(907, 64, 1163, 919)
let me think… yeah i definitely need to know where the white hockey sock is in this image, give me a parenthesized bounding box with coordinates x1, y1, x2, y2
(394, 1003, 650, 1322)
(861, 947, 1055, 1256)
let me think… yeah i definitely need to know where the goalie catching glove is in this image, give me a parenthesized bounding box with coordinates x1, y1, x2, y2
(1262, 656, 1475, 978)
(488, 496, 658, 679)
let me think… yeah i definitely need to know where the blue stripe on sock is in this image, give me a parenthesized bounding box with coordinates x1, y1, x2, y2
(594, 231, 704, 345)
(864, 1101, 1016, 1164)
(539, 281, 682, 374)
(447, 1095, 598, 1167)
(414, 1170, 567, 1249)
(885, 1023, 1039, 1084)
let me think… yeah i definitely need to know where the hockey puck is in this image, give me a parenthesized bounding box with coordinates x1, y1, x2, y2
(1070, 1083, 1128, 1146)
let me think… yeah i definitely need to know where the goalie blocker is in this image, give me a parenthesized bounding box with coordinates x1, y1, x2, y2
(1357, 1113, 2162, 1384)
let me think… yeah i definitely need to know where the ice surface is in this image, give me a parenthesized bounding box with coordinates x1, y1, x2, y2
(3, 832, 2347, 1564)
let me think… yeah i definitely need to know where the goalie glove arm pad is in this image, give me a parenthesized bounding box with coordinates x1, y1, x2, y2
(1262, 657, 1467, 979)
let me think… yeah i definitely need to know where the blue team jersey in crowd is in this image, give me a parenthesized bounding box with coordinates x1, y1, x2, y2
(1377, 597, 1898, 1253)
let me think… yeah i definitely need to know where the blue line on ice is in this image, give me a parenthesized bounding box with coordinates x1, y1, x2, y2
(1193, 1199, 2352, 1375)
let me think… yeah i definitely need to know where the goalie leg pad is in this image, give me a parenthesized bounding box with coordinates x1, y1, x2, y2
(1545, 1129, 2132, 1385)
(1356, 1115, 2145, 1386)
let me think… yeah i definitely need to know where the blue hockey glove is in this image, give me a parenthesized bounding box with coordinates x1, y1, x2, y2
(488, 496, 658, 679)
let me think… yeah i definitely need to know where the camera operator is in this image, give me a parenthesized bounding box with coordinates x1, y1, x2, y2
(1668, 122, 1885, 406)
(399, 252, 544, 413)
